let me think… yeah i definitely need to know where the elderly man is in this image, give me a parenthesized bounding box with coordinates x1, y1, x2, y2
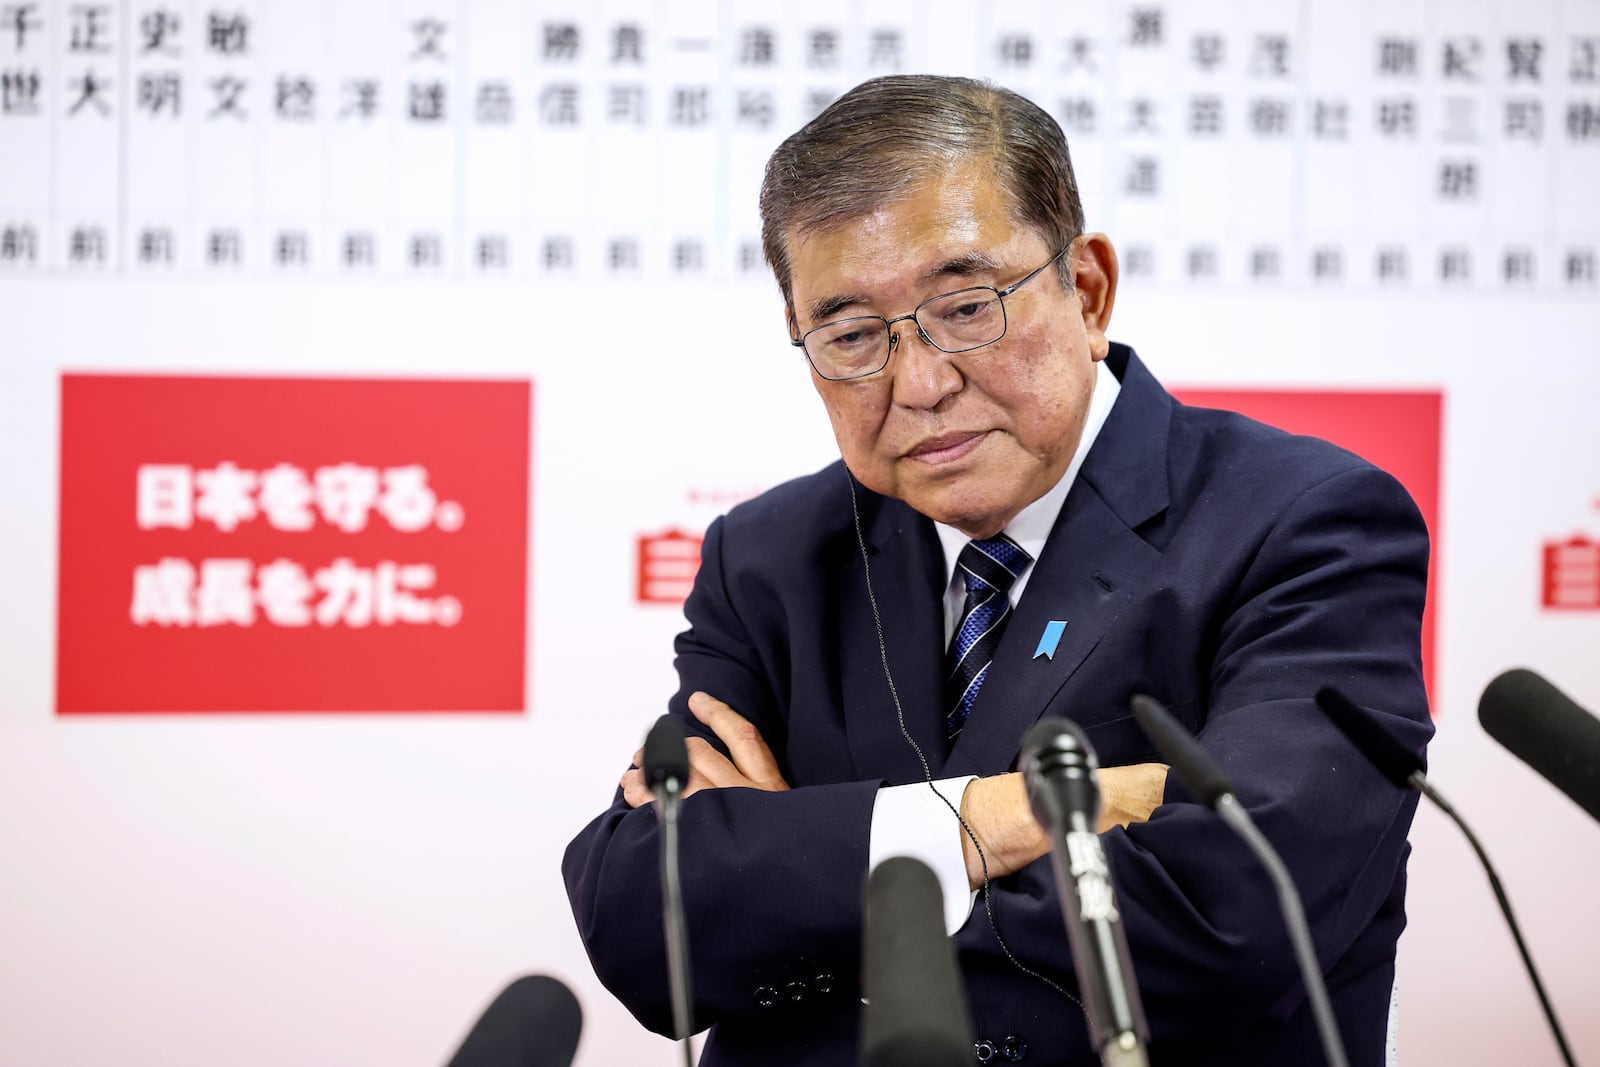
(564, 75, 1431, 1066)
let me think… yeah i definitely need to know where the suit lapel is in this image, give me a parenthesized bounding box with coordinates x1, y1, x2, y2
(945, 346, 1175, 777)
(837, 489, 951, 784)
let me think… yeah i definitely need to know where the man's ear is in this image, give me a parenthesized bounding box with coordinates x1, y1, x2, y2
(1071, 233, 1119, 361)
(785, 304, 801, 341)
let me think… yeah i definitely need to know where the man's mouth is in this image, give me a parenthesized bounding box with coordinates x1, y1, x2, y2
(905, 431, 988, 465)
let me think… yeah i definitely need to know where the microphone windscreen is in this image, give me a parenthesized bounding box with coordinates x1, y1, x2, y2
(1131, 695, 1233, 809)
(446, 974, 582, 1067)
(861, 857, 973, 1067)
(643, 714, 691, 788)
(1314, 686, 1424, 788)
(1020, 715, 1100, 828)
(1479, 668, 1600, 824)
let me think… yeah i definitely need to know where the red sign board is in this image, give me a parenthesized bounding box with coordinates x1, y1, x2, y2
(1173, 387, 1443, 701)
(58, 375, 531, 713)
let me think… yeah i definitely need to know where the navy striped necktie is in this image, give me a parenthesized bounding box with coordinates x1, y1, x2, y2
(946, 533, 1032, 741)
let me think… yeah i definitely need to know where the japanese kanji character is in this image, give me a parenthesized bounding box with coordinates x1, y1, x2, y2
(1505, 98, 1543, 140)
(408, 80, 445, 121)
(2, 3, 42, 51)
(1057, 97, 1095, 135)
(207, 11, 248, 55)
(1311, 247, 1342, 280)
(207, 229, 240, 263)
(608, 83, 644, 123)
(544, 22, 579, 61)
(137, 73, 181, 118)
(340, 79, 379, 120)
(1189, 95, 1222, 135)
(475, 81, 512, 123)
(1376, 248, 1407, 282)
(0, 69, 41, 115)
(197, 558, 255, 626)
(543, 236, 575, 271)
(275, 231, 307, 266)
(314, 558, 373, 626)
(275, 76, 315, 120)
(808, 28, 838, 69)
(1191, 33, 1223, 72)
(1568, 101, 1600, 141)
(609, 237, 638, 272)
(138, 228, 172, 264)
(1128, 9, 1162, 47)
(670, 86, 709, 126)
(0, 224, 37, 262)
(1250, 34, 1289, 77)
(139, 10, 181, 55)
(410, 234, 441, 268)
(137, 464, 194, 529)
(1124, 156, 1158, 196)
(68, 226, 105, 263)
(67, 70, 112, 117)
(740, 26, 775, 66)
(867, 29, 901, 68)
(208, 75, 246, 119)
(1442, 37, 1482, 81)
(540, 82, 579, 124)
(69, 5, 111, 52)
(674, 239, 703, 273)
(1377, 38, 1417, 77)
(477, 235, 507, 270)
(736, 88, 774, 129)
(1506, 38, 1543, 81)
(130, 558, 196, 626)
(612, 23, 642, 63)
(195, 461, 259, 531)
(1437, 160, 1478, 199)
(997, 34, 1032, 68)
(1312, 99, 1347, 140)
(343, 232, 375, 267)
(315, 463, 379, 532)
(410, 17, 447, 61)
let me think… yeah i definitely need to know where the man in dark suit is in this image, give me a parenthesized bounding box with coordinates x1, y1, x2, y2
(564, 75, 1431, 1065)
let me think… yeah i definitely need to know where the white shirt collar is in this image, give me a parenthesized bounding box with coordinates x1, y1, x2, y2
(934, 357, 1121, 586)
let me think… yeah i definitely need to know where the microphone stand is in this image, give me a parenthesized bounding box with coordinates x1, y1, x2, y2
(655, 778, 695, 1067)
(1408, 772, 1577, 1067)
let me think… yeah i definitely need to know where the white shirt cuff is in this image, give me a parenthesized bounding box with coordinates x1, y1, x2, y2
(868, 776, 980, 935)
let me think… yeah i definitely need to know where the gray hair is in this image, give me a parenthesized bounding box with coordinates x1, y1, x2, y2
(759, 75, 1086, 309)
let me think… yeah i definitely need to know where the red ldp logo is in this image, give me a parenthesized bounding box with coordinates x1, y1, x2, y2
(58, 375, 531, 713)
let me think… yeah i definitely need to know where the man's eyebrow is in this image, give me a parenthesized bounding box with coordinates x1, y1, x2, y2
(924, 250, 1003, 281)
(807, 293, 872, 325)
(804, 251, 1006, 325)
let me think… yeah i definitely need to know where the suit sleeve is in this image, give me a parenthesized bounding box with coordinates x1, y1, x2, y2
(561, 515, 880, 1037)
(964, 464, 1433, 1044)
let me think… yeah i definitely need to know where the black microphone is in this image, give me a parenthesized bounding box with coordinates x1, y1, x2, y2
(1479, 667, 1600, 824)
(444, 974, 582, 1067)
(1131, 696, 1350, 1067)
(1315, 685, 1578, 1067)
(1020, 717, 1149, 1067)
(642, 715, 695, 1066)
(861, 856, 973, 1067)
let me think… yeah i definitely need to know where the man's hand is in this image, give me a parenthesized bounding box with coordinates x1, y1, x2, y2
(957, 763, 1169, 890)
(620, 691, 792, 808)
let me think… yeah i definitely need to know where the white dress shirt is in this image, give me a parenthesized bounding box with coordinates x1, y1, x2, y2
(867, 358, 1121, 933)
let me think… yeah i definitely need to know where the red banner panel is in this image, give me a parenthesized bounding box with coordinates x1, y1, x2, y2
(1173, 387, 1443, 701)
(58, 375, 531, 713)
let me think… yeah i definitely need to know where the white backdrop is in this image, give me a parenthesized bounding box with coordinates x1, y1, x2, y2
(4, 1, 1600, 1064)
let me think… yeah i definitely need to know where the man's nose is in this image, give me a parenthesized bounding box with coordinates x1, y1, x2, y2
(889, 323, 963, 410)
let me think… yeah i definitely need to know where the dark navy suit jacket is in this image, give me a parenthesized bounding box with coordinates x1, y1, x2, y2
(564, 345, 1433, 1065)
